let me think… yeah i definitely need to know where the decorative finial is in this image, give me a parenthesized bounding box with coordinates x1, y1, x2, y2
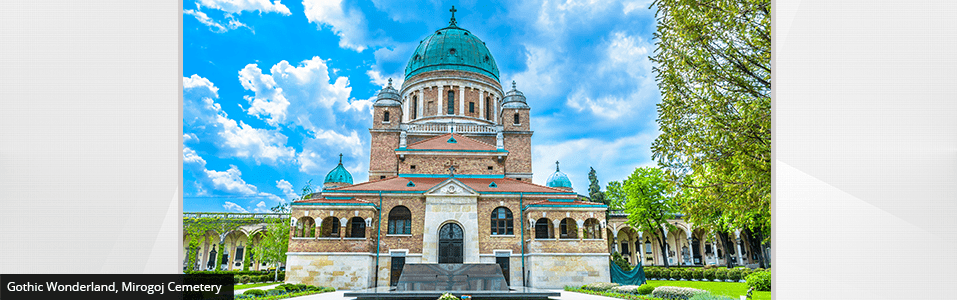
(449, 6, 457, 26)
(555, 161, 560, 172)
(339, 153, 343, 164)
(512, 80, 517, 90)
(387, 78, 392, 87)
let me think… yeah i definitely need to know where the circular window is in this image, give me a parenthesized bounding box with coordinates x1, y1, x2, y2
(449, 48, 456, 55)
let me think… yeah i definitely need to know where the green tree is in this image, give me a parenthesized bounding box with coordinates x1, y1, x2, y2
(621, 167, 678, 267)
(587, 167, 606, 205)
(649, 0, 771, 246)
(251, 217, 289, 281)
(604, 180, 626, 211)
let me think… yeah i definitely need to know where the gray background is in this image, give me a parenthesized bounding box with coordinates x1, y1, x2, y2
(1, 0, 956, 299)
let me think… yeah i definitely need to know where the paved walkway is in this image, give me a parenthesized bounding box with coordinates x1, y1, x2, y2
(281, 289, 623, 300)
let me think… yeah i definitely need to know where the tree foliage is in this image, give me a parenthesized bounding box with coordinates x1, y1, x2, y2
(604, 180, 626, 211)
(621, 167, 678, 267)
(251, 216, 289, 281)
(649, 0, 771, 240)
(587, 167, 606, 205)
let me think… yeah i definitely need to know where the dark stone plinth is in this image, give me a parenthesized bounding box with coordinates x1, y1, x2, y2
(343, 263, 560, 300)
(397, 263, 508, 291)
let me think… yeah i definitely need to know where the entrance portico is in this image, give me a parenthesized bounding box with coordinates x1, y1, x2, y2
(421, 178, 480, 263)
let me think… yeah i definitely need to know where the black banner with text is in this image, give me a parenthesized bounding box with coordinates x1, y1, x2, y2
(1, 274, 234, 300)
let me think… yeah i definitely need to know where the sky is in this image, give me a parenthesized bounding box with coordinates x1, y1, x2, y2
(183, 0, 662, 213)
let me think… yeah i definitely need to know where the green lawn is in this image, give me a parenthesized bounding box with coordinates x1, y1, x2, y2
(645, 280, 770, 300)
(234, 282, 280, 289)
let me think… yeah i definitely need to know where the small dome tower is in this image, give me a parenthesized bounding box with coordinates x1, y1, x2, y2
(324, 154, 354, 189)
(546, 161, 573, 191)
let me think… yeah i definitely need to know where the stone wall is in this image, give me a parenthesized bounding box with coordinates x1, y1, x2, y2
(503, 132, 532, 176)
(476, 197, 522, 254)
(369, 131, 400, 180)
(286, 253, 374, 290)
(525, 254, 610, 288)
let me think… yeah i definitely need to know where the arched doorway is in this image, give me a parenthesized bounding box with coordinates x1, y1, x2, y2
(438, 223, 464, 263)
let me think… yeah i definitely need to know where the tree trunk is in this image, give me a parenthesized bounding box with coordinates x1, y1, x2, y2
(717, 231, 734, 268)
(657, 228, 670, 267)
(746, 229, 768, 269)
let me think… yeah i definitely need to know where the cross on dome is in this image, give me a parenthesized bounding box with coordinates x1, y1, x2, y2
(449, 6, 458, 26)
(555, 161, 560, 172)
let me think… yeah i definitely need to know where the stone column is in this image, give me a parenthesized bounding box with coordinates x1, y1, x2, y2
(735, 233, 744, 266)
(340, 217, 348, 240)
(437, 85, 444, 116)
(552, 219, 561, 240)
(493, 96, 499, 123)
(417, 89, 424, 118)
(637, 232, 643, 265)
(479, 90, 485, 119)
(612, 234, 619, 253)
(529, 218, 536, 241)
(688, 237, 695, 265)
(458, 86, 465, 115)
(576, 219, 584, 240)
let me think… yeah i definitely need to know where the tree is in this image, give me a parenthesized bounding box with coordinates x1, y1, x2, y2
(604, 180, 626, 211)
(621, 167, 679, 267)
(587, 167, 606, 205)
(649, 0, 771, 246)
(251, 217, 289, 281)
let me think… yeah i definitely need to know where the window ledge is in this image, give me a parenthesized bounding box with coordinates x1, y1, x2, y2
(342, 237, 366, 240)
(292, 237, 315, 240)
(316, 237, 341, 240)
(386, 234, 413, 237)
(489, 235, 516, 238)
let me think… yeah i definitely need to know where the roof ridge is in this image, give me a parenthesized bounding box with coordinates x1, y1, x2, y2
(406, 133, 451, 148)
(327, 175, 402, 190)
(498, 177, 574, 193)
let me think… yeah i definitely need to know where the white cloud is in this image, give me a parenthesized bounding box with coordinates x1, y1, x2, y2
(563, 31, 656, 119)
(197, 0, 291, 15)
(252, 201, 270, 213)
(366, 69, 403, 89)
(277, 179, 297, 200)
(183, 75, 296, 165)
(185, 9, 250, 33)
(303, 0, 373, 51)
(184, 147, 287, 207)
(297, 128, 364, 175)
(223, 201, 249, 213)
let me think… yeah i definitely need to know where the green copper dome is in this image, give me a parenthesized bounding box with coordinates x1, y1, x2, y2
(546, 161, 572, 189)
(324, 154, 353, 185)
(404, 16, 499, 81)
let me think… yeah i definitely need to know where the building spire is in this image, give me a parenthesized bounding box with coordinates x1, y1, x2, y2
(449, 6, 458, 26)
(338, 153, 343, 165)
(387, 78, 393, 87)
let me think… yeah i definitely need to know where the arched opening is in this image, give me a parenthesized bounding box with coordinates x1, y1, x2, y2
(297, 217, 315, 237)
(490, 207, 513, 235)
(559, 218, 577, 239)
(383, 111, 390, 122)
(513, 113, 520, 125)
(347, 217, 366, 238)
(388, 206, 412, 234)
(320, 217, 340, 237)
(583, 218, 601, 239)
(485, 97, 490, 120)
(438, 223, 463, 263)
(534, 218, 552, 239)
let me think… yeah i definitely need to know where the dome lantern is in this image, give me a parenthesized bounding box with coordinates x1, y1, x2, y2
(323, 153, 354, 189)
(502, 80, 529, 109)
(546, 161, 572, 190)
(373, 78, 401, 107)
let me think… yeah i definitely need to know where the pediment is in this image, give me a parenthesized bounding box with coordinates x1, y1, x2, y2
(424, 178, 479, 196)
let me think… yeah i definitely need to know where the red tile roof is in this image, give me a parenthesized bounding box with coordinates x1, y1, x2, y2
(525, 198, 605, 206)
(405, 133, 498, 151)
(293, 197, 375, 205)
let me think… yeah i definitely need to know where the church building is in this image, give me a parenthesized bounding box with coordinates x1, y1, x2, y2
(285, 11, 610, 290)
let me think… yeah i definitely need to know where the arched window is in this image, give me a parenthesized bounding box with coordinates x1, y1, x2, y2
(348, 217, 365, 238)
(485, 97, 490, 120)
(388, 206, 412, 234)
(535, 218, 552, 239)
(513, 113, 520, 125)
(490, 207, 513, 235)
(297, 217, 315, 237)
(383, 111, 390, 122)
(412, 96, 418, 119)
(447, 91, 455, 114)
(559, 218, 577, 239)
(319, 217, 339, 237)
(583, 218, 601, 239)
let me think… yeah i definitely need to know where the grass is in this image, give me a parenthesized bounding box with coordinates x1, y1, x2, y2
(234, 282, 281, 289)
(644, 280, 770, 300)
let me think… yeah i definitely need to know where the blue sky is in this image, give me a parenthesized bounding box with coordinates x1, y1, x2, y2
(183, 0, 661, 213)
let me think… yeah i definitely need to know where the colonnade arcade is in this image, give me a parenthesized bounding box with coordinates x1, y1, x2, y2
(401, 80, 502, 123)
(606, 217, 767, 268)
(183, 212, 287, 272)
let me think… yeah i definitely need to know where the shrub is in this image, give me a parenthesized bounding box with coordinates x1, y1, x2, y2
(243, 289, 266, 296)
(611, 252, 633, 272)
(266, 287, 285, 296)
(714, 268, 729, 280)
(745, 271, 771, 291)
(583, 282, 619, 291)
(637, 284, 655, 295)
(610, 285, 641, 294)
(438, 292, 459, 300)
(669, 268, 681, 279)
(703, 269, 716, 280)
(754, 267, 765, 272)
(239, 275, 251, 284)
(689, 293, 735, 300)
(681, 268, 693, 280)
(727, 268, 742, 281)
(692, 268, 704, 280)
(651, 286, 708, 300)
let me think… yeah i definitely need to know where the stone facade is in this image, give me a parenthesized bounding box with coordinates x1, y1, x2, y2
(526, 254, 610, 288)
(286, 253, 375, 290)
